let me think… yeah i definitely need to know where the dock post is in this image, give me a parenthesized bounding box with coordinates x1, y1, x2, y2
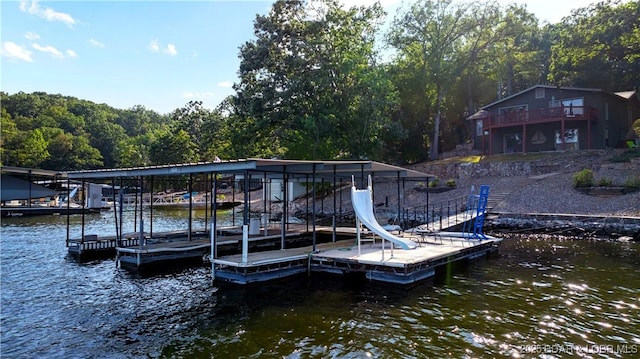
(211, 172, 218, 281)
(242, 224, 249, 264)
(211, 221, 216, 280)
(356, 216, 361, 256)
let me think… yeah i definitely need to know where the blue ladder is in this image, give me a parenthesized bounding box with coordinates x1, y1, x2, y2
(463, 185, 490, 240)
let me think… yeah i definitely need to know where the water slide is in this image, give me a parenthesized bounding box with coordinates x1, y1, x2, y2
(351, 178, 417, 250)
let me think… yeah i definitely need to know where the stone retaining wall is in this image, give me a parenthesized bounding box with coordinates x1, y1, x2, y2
(412, 150, 640, 180)
(486, 212, 640, 240)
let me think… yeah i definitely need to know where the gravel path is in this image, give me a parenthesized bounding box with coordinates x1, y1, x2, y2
(431, 174, 640, 217)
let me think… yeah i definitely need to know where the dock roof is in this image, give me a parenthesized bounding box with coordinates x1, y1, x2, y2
(1, 175, 58, 201)
(63, 159, 434, 181)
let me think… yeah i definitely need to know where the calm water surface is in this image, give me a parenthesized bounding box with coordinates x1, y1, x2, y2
(1, 211, 639, 358)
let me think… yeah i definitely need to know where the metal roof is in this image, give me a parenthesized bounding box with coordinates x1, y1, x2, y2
(479, 85, 604, 110)
(63, 159, 435, 181)
(1, 175, 58, 201)
(0, 166, 63, 177)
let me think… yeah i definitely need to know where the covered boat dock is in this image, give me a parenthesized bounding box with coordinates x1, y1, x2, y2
(63, 158, 500, 284)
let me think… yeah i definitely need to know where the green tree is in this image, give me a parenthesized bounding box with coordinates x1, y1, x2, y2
(490, 3, 544, 97)
(41, 130, 103, 170)
(16, 129, 50, 168)
(234, 0, 396, 160)
(149, 129, 197, 165)
(388, 0, 500, 160)
(549, 0, 640, 90)
(1, 108, 22, 166)
(114, 135, 150, 167)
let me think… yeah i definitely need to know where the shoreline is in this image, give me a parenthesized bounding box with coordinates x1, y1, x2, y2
(485, 212, 640, 240)
(284, 151, 640, 239)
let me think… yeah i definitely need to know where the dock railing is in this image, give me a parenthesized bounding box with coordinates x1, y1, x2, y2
(401, 195, 469, 231)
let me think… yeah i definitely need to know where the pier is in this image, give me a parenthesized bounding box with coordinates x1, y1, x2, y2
(212, 232, 501, 285)
(61, 158, 500, 285)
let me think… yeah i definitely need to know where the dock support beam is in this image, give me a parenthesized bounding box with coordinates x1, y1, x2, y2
(242, 224, 249, 264)
(211, 172, 218, 281)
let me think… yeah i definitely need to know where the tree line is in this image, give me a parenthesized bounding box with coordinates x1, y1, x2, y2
(1, 0, 638, 171)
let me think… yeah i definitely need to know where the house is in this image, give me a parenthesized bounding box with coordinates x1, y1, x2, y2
(467, 85, 640, 155)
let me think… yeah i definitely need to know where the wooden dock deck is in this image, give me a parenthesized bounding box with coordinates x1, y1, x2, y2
(114, 227, 317, 268)
(213, 232, 502, 285)
(68, 228, 212, 258)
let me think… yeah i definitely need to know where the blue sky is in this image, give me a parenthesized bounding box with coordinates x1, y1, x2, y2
(1, 0, 598, 115)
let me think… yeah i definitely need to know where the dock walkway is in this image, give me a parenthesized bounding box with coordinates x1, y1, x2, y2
(213, 233, 501, 285)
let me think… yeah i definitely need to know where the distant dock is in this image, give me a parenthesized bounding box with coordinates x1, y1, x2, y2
(2, 206, 102, 218)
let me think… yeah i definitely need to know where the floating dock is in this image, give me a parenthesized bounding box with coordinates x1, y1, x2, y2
(2, 206, 101, 217)
(61, 158, 500, 286)
(212, 232, 502, 285)
(68, 234, 140, 257)
(114, 227, 307, 268)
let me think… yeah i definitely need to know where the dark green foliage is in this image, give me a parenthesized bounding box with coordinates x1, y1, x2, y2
(624, 176, 640, 189)
(233, 0, 398, 160)
(549, 0, 639, 90)
(597, 177, 613, 187)
(610, 148, 640, 162)
(573, 169, 594, 188)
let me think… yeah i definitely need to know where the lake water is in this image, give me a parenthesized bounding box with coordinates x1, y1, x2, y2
(1, 210, 639, 358)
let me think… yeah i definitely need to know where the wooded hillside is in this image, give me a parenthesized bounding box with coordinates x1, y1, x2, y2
(2, 0, 638, 170)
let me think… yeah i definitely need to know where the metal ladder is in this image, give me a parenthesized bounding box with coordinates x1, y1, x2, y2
(462, 185, 490, 240)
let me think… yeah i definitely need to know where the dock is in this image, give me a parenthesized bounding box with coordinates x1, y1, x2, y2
(212, 232, 502, 285)
(114, 227, 310, 268)
(60, 158, 500, 286)
(2, 206, 102, 217)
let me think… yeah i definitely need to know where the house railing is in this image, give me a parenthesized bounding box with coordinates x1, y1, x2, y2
(489, 106, 598, 127)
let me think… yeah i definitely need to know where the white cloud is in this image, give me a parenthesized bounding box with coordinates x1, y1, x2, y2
(89, 38, 105, 48)
(20, 0, 77, 27)
(149, 39, 178, 56)
(148, 39, 160, 53)
(0, 41, 34, 62)
(25, 31, 40, 40)
(217, 81, 233, 88)
(32, 43, 64, 58)
(164, 43, 177, 56)
(32, 43, 75, 59)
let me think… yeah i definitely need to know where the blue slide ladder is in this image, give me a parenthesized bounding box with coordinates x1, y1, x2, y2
(462, 185, 490, 240)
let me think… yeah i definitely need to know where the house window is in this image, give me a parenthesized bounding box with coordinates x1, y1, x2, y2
(535, 87, 545, 99)
(550, 98, 584, 116)
(476, 120, 483, 136)
(555, 128, 579, 150)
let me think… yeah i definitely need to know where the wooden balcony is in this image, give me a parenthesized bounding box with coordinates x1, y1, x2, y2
(488, 106, 598, 129)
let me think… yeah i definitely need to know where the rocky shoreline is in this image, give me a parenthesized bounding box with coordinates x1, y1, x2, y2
(282, 150, 640, 240)
(485, 213, 640, 240)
